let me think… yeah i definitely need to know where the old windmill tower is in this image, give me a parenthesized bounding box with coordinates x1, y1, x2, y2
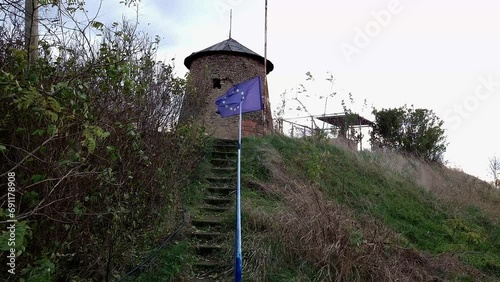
(181, 37, 274, 139)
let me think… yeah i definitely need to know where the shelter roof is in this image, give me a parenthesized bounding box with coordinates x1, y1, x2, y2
(317, 113, 373, 128)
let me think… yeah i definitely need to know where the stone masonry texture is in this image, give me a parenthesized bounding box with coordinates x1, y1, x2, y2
(180, 53, 273, 140)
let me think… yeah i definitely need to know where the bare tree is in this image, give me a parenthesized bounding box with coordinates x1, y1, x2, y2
(488, 155, 500, 187)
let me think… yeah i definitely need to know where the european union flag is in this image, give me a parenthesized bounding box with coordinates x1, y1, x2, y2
(215, 76, 263, 118)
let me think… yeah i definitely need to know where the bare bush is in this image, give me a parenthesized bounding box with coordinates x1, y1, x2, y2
(366, 150, 500, 219)
(488, 155, 500, 188)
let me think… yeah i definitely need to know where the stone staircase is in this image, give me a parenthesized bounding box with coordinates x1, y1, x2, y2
(188, 139, 238, 281)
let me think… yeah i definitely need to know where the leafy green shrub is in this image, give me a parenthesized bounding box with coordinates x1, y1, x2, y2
(371, 105, 447, 162)
(0, 2, 207, 280)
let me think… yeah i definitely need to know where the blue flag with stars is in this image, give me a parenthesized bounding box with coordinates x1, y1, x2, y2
(215, 76, 263, 118)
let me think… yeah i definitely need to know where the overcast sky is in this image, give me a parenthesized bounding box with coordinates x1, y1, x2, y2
(92, 0, 500, 182)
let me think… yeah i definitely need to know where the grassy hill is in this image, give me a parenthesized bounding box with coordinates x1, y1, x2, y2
(239, 135, 499, 281)
(139, 134, 499, 281)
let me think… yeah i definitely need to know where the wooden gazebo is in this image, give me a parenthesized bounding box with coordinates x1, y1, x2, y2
(317, 113, 373, 150)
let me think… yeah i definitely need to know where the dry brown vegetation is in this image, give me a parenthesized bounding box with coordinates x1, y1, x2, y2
(365, 149, 500, 220)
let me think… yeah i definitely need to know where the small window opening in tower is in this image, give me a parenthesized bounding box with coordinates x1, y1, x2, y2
(213, 78, 221, 89)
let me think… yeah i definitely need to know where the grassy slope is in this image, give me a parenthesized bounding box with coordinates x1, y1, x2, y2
(131, 135, 499, 281)
(240, 135, 500, 281)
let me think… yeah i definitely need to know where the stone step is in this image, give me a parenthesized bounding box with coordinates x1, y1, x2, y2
(212, 146, 238, 154)
(206, 184, 233, 190)
(190, 231, 225, 241)
(206, 176, 235, 184)
(211, 164, 236, 170)
(212, 149, 237, 154)
(195, 244, 224, 255)
(203, 197, 232, 206)
(207, 180, 234, 186)
(214, 139, 238, 146)
(210, 158, 236, 167)
(207, 187, 235, 195)
(210, 172, 235, 179)
(192, 260, 225, 268)
(211, 167, 236, 175)
(200, 205, 231, 213)
(191, 217, 224, 228)
(212, 151, 237, 160)
(189, 258, 229, 280)
(187, 139, 237, 282)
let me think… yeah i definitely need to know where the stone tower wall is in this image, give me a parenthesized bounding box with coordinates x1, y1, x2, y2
(180, 54, 272, 139)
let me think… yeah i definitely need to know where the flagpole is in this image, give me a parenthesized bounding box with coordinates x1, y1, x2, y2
(262, 0, 268, 130)
(235, 101, 243, 282)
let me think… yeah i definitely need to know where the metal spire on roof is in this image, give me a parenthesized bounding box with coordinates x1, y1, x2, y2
(229, 9, 232, 39)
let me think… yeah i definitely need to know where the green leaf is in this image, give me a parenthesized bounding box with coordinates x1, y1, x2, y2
(32, 129, 45, 136)
(47, 124, 58, 135)
(47, 97, 62, 112)
(73, 202, 85, 215)
(87, 137, 96, 153)
(47, 111, 58, 122)
(28, 73, 38, 82)
(0, 145, 6, 152)
(90, 21, 104, 30)
(31, 174, 46, 183)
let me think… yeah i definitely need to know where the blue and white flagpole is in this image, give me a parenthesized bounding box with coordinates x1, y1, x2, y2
(235, 101, 243, 282)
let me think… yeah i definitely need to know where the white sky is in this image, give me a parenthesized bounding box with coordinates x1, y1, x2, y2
(92, 0, 500, 182)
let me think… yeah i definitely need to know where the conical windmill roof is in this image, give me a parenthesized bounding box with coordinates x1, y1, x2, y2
(184, 38, 274, 73)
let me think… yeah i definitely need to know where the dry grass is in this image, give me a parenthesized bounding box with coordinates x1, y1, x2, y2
(242, 145, 486, 282)
(365, 149, 500, 220)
